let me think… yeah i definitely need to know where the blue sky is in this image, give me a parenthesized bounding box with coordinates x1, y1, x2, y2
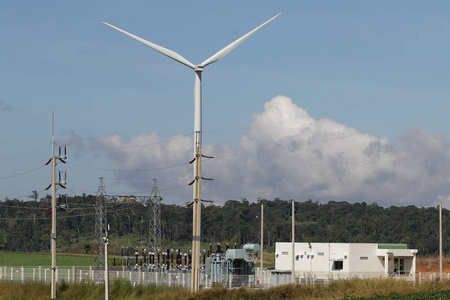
(1, 1, 449, 207)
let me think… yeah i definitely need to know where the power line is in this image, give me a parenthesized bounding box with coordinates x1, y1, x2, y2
(0, 189, 48, 201)
(68, 132, 194, 150)
(0, 143, 51, 160)
(67, 161, 189, 172)
(0, 204, 49, 210)
(0, 202, 146, 221)
(64, 183, 189, 197)
(0, 164, 47, 181)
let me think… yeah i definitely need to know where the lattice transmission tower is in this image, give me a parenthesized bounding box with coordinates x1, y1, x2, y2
(94, 177, 107, 270)
(148, 178, 162, 251)
(94, 178, 162, 269)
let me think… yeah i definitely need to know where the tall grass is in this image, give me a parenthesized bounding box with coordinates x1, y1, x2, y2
(2, 278, 450, 299)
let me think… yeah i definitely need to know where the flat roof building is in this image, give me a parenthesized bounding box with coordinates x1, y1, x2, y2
(275, 242, 418, 280)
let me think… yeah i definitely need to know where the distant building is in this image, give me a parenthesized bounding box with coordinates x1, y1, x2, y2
(275, 242, 418, 279)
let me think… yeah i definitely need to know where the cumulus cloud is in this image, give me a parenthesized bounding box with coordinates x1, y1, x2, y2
(95, 95, 450, 207)
(94, 132, 193, 196)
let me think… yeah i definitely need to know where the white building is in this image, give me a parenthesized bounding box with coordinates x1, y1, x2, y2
(275, 243, 418, 279)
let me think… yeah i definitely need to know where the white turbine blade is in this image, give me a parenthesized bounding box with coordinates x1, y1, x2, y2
(103, 22, 196, 70)
(199, 13, 281, 68)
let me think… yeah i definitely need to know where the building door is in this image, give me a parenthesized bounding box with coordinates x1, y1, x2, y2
(394, 258, 404, 274)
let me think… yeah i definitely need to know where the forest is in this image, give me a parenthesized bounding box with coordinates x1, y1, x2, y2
(0, 194, 447, 256)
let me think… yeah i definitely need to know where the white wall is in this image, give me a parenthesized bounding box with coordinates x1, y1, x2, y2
(275, 242, 417, 275)
(276, 242, 351, 273)
(348, 243, 384, 273)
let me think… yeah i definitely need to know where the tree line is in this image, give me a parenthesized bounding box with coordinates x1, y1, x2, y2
(0, 195, 447, 256)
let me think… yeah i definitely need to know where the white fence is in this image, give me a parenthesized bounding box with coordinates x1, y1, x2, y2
(417, 272, 450, 283)
(0, 266, 447, 288)
(0, 266, 194, 288)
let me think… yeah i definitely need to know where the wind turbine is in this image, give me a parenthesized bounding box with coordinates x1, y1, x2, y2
(103, 13, 280, 291)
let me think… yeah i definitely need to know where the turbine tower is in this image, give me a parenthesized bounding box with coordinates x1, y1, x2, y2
(103, 14, 280, 292)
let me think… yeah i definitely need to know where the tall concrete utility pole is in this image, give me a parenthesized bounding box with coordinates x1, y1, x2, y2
(50, 140, 57, 299)
(104, 224, 110, 300)
(291, 199, 295, 284)
(103, 14, 280, 292)
(440, 203, 443, 281)
(47, 113, 67, 299)
(260, 204, 264, 284)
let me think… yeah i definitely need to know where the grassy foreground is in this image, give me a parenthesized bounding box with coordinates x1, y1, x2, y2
(1, 278, 450, 299)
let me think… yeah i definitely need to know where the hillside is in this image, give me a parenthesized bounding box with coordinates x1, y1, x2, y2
(0, 196, 448, 256)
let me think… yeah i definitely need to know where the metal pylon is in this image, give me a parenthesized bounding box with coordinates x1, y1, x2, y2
(149, 179, 162, 251)
(94, 177, 107, 270)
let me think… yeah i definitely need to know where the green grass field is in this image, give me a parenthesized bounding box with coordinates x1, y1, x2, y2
(0, 252, 97, 267)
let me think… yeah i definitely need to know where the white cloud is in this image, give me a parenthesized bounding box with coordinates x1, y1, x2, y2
(95, 95, 450, 207)
(94, 132, 193, 198)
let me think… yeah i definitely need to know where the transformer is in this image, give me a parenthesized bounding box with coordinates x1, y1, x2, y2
(205, 244, 260, 287)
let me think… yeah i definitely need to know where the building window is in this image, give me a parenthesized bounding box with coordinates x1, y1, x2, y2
(360, 257, 368, 261)
(317, 252, 324, 256)
(282, 251, 288, 255)
(332, 261, 343, 270)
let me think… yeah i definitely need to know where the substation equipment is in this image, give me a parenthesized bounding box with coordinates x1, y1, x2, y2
(118, 243, 261, 288)
(94, 178, 260, 287)
(205, 243, 260, 287)
(120, 247, 196, 272)
(94, 177, 162, 272)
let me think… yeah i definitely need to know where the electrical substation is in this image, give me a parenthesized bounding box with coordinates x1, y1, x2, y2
(94, 177, 162, 272)
(93, 177, 260, 287)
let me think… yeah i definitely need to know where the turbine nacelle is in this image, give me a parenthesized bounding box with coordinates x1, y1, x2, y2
(194, 65, 204, 72)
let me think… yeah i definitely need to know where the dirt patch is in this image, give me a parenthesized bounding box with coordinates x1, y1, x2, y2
(417, 257, 450, 273)
(256, 258, 272, 265)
